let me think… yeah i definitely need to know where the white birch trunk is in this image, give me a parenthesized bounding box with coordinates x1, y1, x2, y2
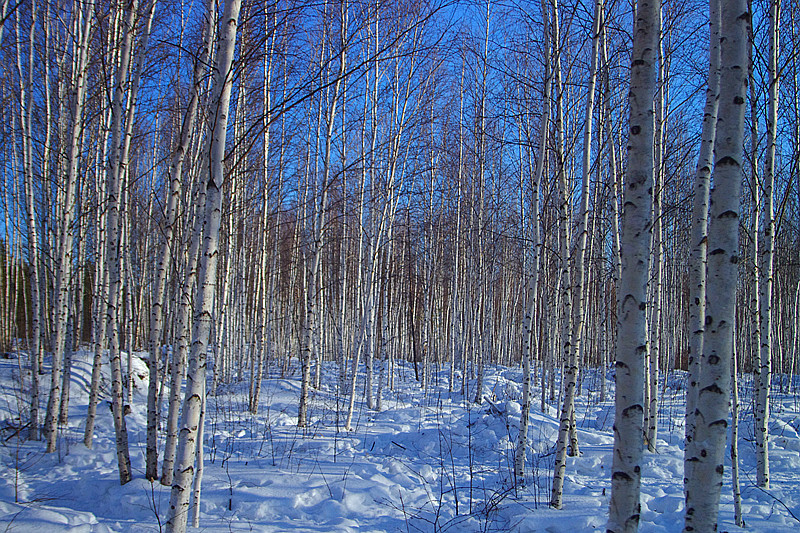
(190, 376, 206, 528)
(103, 0, 140, 485)
(159, 0, 216, 484)
(115, 0, 161, 481)
(161, 193, 203, 486)
(84, 123, 110, 448)
(685, 0, 720, 491)
(17, 0, 43, 441)
(647, 13, 664, 452)
(251, 13, 277, 414)
(165, 1, 241, 530)
(606, 0, 659, 530)
(299, 2, 347, 426)
(756, 0, 780, 489)
(731, 332, 743, 528)
(0, 0, 9, 51)
(550, 0, 576, 508)
(682, 0, 748, 530)
(83, 9, 119, 440)
(567, 0, 602, 459)
(43, 0, 95, 454)
(514, 0, 550, 484)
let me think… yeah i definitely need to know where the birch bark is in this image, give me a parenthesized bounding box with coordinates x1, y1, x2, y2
(17, 0, 43, 441)
(44, 0, 95, 454)
(684, 0, 719, 490)
(550, 0, 575, 508)
(251, 10, 277, 415)
(159, 0, 216, 485)
(165, 0, 242, 530)
(514, 0, 551, 485)
(756, 0, 780, 489)
(299, 1, 347, 427)
(103, 0, 141, 485)
(731, 332, 743, 527)
(567, 0, 603, 458)
(606, 0, 659, 530)
(683, 0, 748, 530)
(647, 10, 664, 452)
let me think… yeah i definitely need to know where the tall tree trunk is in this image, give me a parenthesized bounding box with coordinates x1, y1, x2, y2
(103, 0, 141, 485)
(685, 0, 720, 493)
(44, 0, 95, 454)
(514, 0, 550, 485)
(299, 0, 348, 427)
(85, 129, 110, 449)
(83, 10, 121, 444)
(756, 0, 780, 490)
(731, 329, 743, 528)
(116, 0, 163, 481)
(159, 0, 217, 485)
(18, 0, 43, 441)
(550, 0, 575, 508)
(683, 0, 748, 530)
(567, 0, 603, 458)
(472, 0, 491, 407)
(251, 9, 277, 415)
(162, 180, 205, 487)
(646, 9, 664, 452)
(606, 0, 659, 530)
(165, 0, 242, 530)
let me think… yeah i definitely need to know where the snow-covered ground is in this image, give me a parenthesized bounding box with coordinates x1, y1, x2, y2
(1, 350, 799, 532)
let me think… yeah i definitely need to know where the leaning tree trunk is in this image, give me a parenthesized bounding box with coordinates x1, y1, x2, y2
(83, 14, 121, 448)
(682, 0, 748, 531)
(103, 0, 141, 485)
(164, 0, 241, 530)
(606, 0, 659, 531)
(161, 177, 205, 487)
(159, 0, 216, 486)
(146, 0, 213, 479)
(0, 0, 9, 51)
(110, 0, 162, 482)
(43, 0, 95, 454)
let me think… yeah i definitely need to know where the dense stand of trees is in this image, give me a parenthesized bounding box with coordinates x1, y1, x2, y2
(1, 0, 799, 531)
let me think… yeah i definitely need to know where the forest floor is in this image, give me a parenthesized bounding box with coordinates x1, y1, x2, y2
(1, 349, 799, 532)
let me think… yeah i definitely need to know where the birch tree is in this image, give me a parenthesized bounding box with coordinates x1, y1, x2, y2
(43, 0, 96, 454)
(101, 0, 144, 485)
(160, 0, 217, 485)
(165, 0, 242, 529)
(606, 0, 659, 530)
(755, 0, 780, 490)
(646, 7, 664, 452)
(566, 0, 603, 459)
(299, 0, 348, 428)
(683, 0, 749, 530)
(684, 0, 720, 490)
(17, 0, 43, 442)
(513, 0, 549, 485)
(250, 7, 279, 415)
(550, 0, 578, 507)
